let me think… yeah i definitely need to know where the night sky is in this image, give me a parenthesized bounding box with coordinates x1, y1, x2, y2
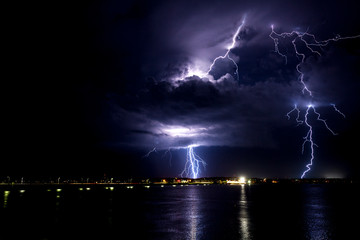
(4, 0, 360, 179)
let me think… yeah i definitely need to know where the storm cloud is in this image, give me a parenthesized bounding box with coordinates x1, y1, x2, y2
(4, 0, 360, 178)
(97, 0, 359, 151)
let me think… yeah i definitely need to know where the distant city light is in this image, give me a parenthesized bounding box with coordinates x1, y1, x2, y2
(227, 176, 247, 185)
(239, 177, 246, 184)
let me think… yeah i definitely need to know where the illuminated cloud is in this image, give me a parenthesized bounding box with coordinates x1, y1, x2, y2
(68, 0, 360, 177)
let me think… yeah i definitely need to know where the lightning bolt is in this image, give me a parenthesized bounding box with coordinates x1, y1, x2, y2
(270, 26, 360, 96)
(162, 147, 173, 167)
(287, 104, 338, 178)
(143, 145, 206, 178)
(204, 17, 246, 81)
(331, 103, 346, 118)
(288, 103, 347, 178)
(300, 105, 316, 179)
(271, 25, 359, 178)
(181, 145, 207, 179)
(142, 147, 156, 158)
(143, 147, 172, 166)
(286, 104, 303, 125)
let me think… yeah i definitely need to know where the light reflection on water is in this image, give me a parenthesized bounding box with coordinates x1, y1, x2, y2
(3, 190, 10, 208)
(304, 185, 331, 240)
(239, 185, 251, 240)
(187, 187, 200, 240)
(1, 184, 358, 240)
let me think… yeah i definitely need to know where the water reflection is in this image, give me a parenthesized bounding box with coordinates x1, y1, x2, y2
(239, 185, 251, 240)
(304, 185, 330, 239)
(4, 190, 10, 208)
(187, 186, 200, 240)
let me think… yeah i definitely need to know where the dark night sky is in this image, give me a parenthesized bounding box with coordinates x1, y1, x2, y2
(4, 0, 360, 179)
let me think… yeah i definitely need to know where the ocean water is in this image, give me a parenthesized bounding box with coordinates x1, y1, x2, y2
(0, 184, 359, 240)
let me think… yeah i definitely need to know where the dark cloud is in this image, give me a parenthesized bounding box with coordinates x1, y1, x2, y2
(91, 0, 359, 178)
(4, 0, 360, 178)
(107, 73, 300, 150)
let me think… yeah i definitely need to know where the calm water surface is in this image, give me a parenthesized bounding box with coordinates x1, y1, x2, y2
(0, 184, 359, 239)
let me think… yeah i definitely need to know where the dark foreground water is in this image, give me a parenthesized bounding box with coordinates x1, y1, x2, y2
(0, 184, 359, 240)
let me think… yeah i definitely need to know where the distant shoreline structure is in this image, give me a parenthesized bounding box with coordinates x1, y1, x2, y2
(0, 176, 357, 186)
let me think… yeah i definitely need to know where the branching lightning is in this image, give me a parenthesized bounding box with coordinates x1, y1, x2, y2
(162, 148, 173, 167)
(181, 145, 207, 179)
(300, 105, 315, 179)
(205, 17, 246, 81)
(143, 145, 206, 178)
(287, 104, 339, 178)
(271, 25, 359, 178)
(270, 26, 360, 96)
(286, 104, 303, 125)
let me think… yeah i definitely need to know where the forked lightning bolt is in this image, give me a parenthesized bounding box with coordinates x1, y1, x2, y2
(287, 104, 338, 178)
(300, 104, 338, 178)
(270, 26, 360, 96)
(143, 145, 206, 178)
(300, 105, 316, 179)
(181, 145, 206, 179)
(206, 17, 246, 81)
(271, 25, 359, 178)
(143, 147, 173, 166)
